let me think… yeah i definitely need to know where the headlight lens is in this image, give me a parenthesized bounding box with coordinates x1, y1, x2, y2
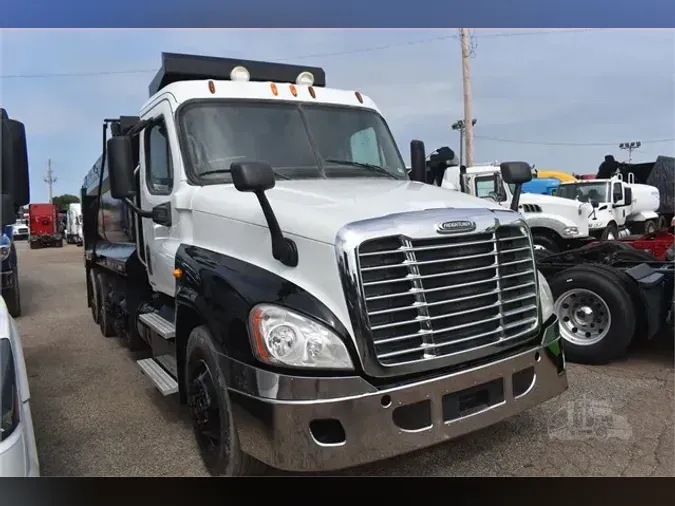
(562, 226, 579, 237)
(0, 234, 10, 262)
(537, 270, 555, 322)
(248, 304, 354, 370)
(0, 339, 20, 442)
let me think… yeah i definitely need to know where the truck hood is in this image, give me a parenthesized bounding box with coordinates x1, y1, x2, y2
(521, 193, 592, 218)
(192, 179, 506, 244)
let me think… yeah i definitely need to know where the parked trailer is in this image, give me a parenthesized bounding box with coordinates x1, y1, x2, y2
(28, 203, 62, 249)
(65, 203, 83, 246)
(536, 242, 674, 365)
(81, 52, 567, 476)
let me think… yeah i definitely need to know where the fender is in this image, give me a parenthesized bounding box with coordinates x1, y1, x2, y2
(523, 213, 580, 238)
(174, 243, 359, 372)
(626, 210, 659, 223)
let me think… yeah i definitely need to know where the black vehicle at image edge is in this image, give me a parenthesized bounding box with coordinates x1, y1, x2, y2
(81, 52, 568, 476)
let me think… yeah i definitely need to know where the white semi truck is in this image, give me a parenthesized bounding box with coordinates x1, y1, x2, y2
(429, 152, 593, 254)
(555, 174, 661, 239)
(65, 203, 83, 246)
(81, 52, 567, 476)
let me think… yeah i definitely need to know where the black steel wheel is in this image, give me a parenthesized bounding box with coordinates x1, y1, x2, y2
(96, 272, 116, 337)
(185, 325, 268, 476)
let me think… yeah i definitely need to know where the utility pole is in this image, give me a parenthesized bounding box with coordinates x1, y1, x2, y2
(44, 158, 57, 203)
(459, 28, 475, 167)
(619, 141, 641, 163)
(451, 118, 477, 166)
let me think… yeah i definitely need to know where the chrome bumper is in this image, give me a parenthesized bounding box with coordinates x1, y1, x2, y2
(230, 319, 567, 472)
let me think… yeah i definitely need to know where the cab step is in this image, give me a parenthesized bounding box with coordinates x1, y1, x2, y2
(138, 312, 175, 340)
(137, 356, 178, 396)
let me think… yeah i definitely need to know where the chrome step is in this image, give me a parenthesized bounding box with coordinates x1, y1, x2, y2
(138, 312, 175, 340)
(137, 357, 178, 396)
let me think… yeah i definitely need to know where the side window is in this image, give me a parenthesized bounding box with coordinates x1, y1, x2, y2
(145, 118, 173, 195)
(612, 182, 622, 202)
(475, 176, 496, 198)
(349, 127, 382, 166)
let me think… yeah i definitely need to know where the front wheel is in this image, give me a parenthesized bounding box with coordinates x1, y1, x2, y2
(185, 325, 268, 476)
(532, 234, 560, 255)
(97, 272, 116, 337)
(549, 265, 636, 364)
(643, 220, 657, 235)
(601, 223, 618, 241)
(4, 271, 21, 317)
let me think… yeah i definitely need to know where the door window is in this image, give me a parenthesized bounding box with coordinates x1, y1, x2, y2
(145, 117, 173, 195)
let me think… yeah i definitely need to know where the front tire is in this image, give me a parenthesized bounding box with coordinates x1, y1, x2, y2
(643, 220, 657, 235)
(549, 265, 636, 364)
(532, 233, 560, 255)
(185, 325, 268, 476)
(4, 271, 21, 318)
(601, 223, 618, 241)
(89, 269, 101, 324)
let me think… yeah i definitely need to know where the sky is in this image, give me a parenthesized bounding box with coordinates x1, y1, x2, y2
(0, 28, 673, 203)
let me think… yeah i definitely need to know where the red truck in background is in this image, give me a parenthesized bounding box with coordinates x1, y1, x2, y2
(28, 203, 63, 249)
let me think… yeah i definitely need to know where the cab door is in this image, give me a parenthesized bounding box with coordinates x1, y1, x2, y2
(611, 181, 627, 223)
(138, 100, 180, 297)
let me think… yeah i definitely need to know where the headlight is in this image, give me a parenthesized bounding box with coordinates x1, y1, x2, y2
(562, 226, 579, 237)
(0, 235, 10, 262)
(248, 304, 354, 370)
(537, 270, 555, 322)
(0, 339, 20, 442)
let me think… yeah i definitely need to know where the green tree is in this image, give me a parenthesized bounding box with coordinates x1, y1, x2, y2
(52, 194, 80, 212)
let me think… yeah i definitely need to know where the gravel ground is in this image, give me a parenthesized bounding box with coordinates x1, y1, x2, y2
(12, 241, 675, 477)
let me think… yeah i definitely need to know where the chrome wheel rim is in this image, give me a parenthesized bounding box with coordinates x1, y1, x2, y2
(606, 230, 615, 240)
(555, 288, 612, 346)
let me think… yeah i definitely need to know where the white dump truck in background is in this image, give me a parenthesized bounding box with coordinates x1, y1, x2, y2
(428, 149, 593, 254)
(65, 203, 83, 246)
(555, 175, 660, 239)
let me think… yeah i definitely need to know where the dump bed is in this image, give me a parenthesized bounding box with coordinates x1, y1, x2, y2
(617, 156, 675, 215)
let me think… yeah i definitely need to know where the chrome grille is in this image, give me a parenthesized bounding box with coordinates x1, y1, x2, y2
(357, 225, 539, 366)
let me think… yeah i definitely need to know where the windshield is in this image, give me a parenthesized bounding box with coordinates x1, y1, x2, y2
(178, 101, 408, 183)
(556, 182, 609, 204)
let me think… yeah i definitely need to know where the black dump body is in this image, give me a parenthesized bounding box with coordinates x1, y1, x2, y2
(612, 156, 675, 215)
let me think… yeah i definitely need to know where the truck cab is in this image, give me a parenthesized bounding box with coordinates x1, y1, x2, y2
(556, 175, 660, 239)
(434, 156, 593, 254)
(82, 53, 568, 476)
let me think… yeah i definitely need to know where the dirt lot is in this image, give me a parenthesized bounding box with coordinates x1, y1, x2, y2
(12, 241, 675, 476)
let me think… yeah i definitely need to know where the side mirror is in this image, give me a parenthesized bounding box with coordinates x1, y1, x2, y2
(409, 140, 426, 183)
(499, 161, 533, 185)
(231, 160, 298, 268)
(591, 200, 600, 208)
(231, 161, 276, 193)
(107, 136, 135, 199)
(500, 161, 532, 212)
(1, 111, 30, 210)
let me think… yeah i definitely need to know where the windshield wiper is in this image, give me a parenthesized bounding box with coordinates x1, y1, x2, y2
(324, 159, 400, 179)
(199, 168, 291, 180)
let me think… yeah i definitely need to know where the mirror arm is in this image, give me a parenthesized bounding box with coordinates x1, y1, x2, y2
(254, 191, 298, 267)
(510, 184, 523, 212)
(123, 197, 152, 218)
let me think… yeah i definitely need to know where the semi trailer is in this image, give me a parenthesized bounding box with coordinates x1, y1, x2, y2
(28, 203, 62, 249)
(65, 203, 83, 246)
(80, 52, 567, 476)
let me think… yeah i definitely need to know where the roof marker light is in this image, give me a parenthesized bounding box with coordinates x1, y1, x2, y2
(355, 91, 363, 103)
(289, 84, 298, 97)
(296, 71, 315, 86)
(208, 80, 216, 94)
(308, 86, 316, 99)
(230, 66, 250, 82)
(270, 83, 279, 96)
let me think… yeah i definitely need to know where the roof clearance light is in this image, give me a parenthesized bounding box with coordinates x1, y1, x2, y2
(230, 66, 250, 82)
(355, 91, 363, 103)
(296, 71, 315, 86)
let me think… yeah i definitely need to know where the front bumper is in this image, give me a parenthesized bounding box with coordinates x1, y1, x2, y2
(230, 319, 567, 472)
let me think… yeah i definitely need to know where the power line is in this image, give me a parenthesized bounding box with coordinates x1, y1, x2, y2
(0, 29, 604, 80)
(475, 135, 675, 147)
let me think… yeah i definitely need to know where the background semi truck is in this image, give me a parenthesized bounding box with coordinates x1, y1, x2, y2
(28, 203, 63, 249)
(81, 52, 567, 476)
(65, 203, 83, 245)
